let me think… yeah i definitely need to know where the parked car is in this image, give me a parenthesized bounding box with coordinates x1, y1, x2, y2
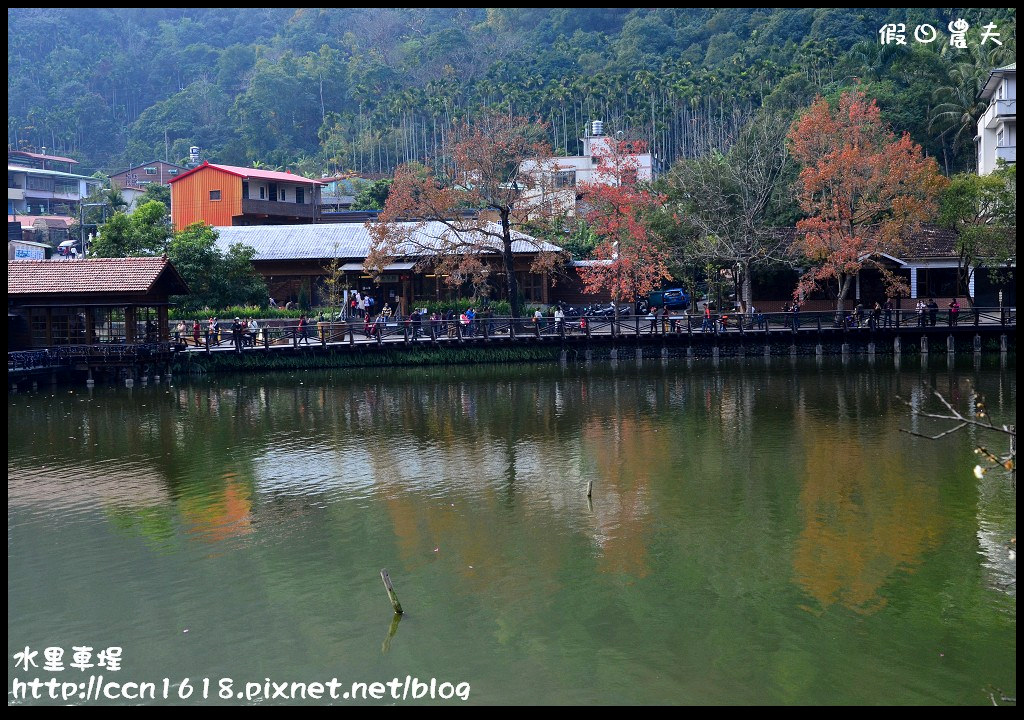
(648, 288, 690, 310)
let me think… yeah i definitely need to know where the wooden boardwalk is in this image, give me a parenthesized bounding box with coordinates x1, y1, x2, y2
(183, 308, 1015, 356)
(9, 308, 1015, 386)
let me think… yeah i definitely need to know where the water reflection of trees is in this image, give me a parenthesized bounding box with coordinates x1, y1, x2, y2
(7, 360, 1015, 601)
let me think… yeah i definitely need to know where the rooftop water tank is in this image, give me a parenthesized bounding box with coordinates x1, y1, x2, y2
(591, 120, 604, 136)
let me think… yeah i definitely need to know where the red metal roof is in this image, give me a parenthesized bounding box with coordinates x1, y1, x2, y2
(8, 257, 189, 296)
(8, 150, 79, 164)
(168, 161, 324, 185)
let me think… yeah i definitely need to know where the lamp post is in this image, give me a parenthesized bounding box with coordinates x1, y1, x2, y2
(78, 202, 107, 258)
(612, 241, 620, 329)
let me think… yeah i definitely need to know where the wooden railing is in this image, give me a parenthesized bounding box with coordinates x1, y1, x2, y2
(179, 307, 1016, 354)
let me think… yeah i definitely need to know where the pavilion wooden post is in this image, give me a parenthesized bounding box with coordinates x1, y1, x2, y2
(125, 306, 136, 343)
(158, 306, 169, 341)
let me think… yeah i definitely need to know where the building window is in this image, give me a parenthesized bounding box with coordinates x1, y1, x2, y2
(516, 272, 544, 303)
(259, 186, 266, 200)
(210, 190, 221, 201)
(242, 181, 249, 199)
(145, 167, 157, 175)
(554, 170, 576, 189)
(30, 309, 48, 347)
(168, 169, 178, 175)
(296, 187, 304, 204)
(27, 176, 53, 191)
(279, 188, 287, 202)
(268, 183, 277, 202)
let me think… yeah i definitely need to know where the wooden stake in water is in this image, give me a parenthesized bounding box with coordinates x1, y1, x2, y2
(380, 569, 404, 615)
(587, 480, 593, 498)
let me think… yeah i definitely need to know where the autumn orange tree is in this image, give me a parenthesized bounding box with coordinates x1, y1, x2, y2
(789, 89, 947, 313)
(366, 113, 567, 318)
(577, 140, 672, 316)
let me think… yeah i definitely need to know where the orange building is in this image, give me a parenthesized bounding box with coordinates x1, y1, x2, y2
(168, 162, 324, 231)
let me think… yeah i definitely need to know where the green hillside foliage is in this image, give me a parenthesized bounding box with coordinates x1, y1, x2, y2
(8, 8, 1015, 177)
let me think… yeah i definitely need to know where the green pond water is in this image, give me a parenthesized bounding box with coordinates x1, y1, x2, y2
(7, 356, 1016, 705)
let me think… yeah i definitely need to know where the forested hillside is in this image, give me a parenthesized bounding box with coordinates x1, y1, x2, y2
(7, 8, 1016, 177)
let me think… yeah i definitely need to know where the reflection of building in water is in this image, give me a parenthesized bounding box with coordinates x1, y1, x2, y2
(793, 431, 943, 614)
(975, 470, 1016, 597)
(8, 464, 172, 510)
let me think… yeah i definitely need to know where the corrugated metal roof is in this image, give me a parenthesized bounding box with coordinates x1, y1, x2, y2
(8, 150, 78, 164)
(211, 163, 325, 184)
(339, 261, 415, 271)
(168, 161, 325, 186)
(7, 165, 99, 181)
(214, 222, 562, 261)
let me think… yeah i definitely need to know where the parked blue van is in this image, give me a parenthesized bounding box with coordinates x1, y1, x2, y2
(648, 288, 690, 310)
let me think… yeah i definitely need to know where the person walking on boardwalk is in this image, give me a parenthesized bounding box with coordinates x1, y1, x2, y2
(884, 297, 894, 328)
(791, 301, 800, 332)
(232, 317, 244, 353)
(949, 298, 960, 326)
(872, 301, 882, 330)
(412, 309, 423, 339)
(927, 298, 939, 327)
(297, 314, 310, 345)
(192, 319, 201, 347)
(553, 307, 565, 334)
(647, 306, 657, 334)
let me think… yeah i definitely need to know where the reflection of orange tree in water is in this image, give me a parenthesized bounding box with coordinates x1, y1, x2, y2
(178, 471, 254, 543)
(793, 432, 942, 614)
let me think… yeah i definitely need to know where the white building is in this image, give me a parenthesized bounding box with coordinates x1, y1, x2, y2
(7, 164, 102, 217)
(977, 63, 1015, 176)
(519, 120, 654, 215)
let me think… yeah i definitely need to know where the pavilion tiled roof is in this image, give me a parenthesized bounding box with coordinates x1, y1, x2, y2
(783, 224, 959, 261)
(893, 225, 958, 259)
(7, 257, 189, 296)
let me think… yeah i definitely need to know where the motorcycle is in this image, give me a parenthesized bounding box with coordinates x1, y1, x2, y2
(556, 301, 580, 317)
(584, 303, 616, 318)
